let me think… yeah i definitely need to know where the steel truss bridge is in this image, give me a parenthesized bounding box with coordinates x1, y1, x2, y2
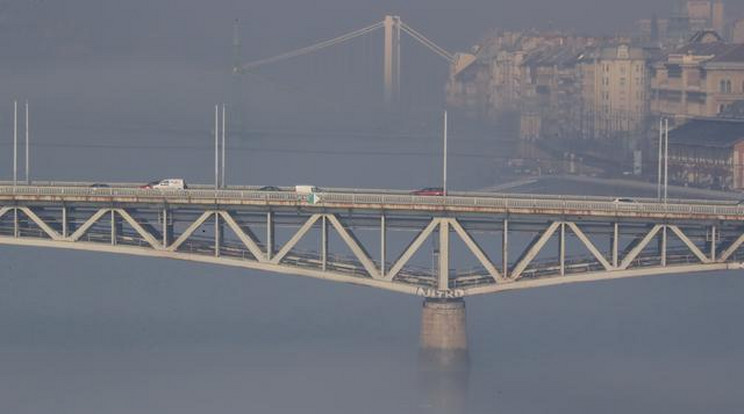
(2, 184, 744, 298)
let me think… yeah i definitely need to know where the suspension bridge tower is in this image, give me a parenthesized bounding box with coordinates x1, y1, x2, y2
(383, 15, 401, 105)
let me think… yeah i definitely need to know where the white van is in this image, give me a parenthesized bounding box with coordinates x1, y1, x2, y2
(295, 185, 318, 195)
(145, 179, 186, 190)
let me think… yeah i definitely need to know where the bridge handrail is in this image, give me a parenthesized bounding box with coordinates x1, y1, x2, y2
(1, 185, 743, 218)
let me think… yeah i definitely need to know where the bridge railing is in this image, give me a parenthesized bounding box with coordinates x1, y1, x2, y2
(2, 185, 744, 218)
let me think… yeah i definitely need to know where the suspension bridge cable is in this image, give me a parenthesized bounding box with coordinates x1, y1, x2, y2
(240, 21, 384, 71)
(399, 22, 454, 63)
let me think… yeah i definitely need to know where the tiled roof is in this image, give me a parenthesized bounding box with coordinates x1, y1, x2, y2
(670, 119, 744, 148)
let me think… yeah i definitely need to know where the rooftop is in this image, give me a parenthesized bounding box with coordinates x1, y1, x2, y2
(670, 119, 744, 148)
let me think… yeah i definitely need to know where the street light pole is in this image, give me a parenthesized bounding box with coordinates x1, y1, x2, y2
(443, 110, 448, 196)
(13, 100, 17, 187)
(214, 105, 219, 190)
(664, 118, 669, 203)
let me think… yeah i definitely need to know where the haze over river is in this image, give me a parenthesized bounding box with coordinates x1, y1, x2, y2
(1, 60, 744, 414)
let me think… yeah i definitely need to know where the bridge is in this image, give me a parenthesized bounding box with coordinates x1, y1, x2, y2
(3, 183, 744, 363)
(234, 15, 475, 104)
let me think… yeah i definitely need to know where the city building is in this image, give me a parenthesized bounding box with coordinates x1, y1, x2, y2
(586, 44, 650, 139)
(666, 119, 744, 189)
(733, 19, 744, 43)
(651, 31, 744, 119)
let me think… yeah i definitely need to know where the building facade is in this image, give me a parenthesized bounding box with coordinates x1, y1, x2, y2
(651, 31, 744, 119)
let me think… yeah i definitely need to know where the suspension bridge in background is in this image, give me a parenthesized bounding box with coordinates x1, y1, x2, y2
(233, 15, 476, 104)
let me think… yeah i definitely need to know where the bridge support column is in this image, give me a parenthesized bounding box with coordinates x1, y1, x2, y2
(419, 298, 468, 370)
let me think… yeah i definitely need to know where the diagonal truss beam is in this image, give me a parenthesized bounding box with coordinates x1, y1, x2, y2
(326, 214, 381, 279)
(68, 209, 110, 242)
(17, 207, 63, 241)
(449, 219, 503, 282)
(385, 219, 440, 281)
(718, 230, 744, 262)
(115, 209, 162, 249)
(667, 225, 710, 264)
(0, 207, 11, 220)
(619, 225, 662, 270)
(219, 211, 267, 262)
(565, 222, 613, 270)
(168, 211, 213, 252)
(511, 221, 561, 280)
(270, 214, 323, 265)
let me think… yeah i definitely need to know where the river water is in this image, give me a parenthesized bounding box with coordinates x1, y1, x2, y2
(1, 60, 743, 413)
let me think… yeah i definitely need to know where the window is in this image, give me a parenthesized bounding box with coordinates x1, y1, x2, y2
(720, 79, 732, 93)
(620, 78, 626, 86)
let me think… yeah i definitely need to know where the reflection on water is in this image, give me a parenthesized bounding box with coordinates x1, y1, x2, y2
(418, 354, 470, 414)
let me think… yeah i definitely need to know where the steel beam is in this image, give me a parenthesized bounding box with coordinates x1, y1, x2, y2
(511, 221, 561, 280)
(438, 219, 449, 291)
(17, 207, 62, 241)
(719, 230, 744, 262)
(380, 215, 386, 277)
(116, 209, 161, 249)
(449, 218, 502, 282)
(271, 214, 322, 265)
(219, 211, 267, 262)
(69, 209, 110, 242)
(385, 218, 440, 281)
(326, 214, 380, 279)
(168, 211, 213, 252)
(566, 222, 612, 270)
(619, 225, 662, 270)
(503, 218, 509, 278)
(266, 212, 274, 261)
(668, 225, 710, 263)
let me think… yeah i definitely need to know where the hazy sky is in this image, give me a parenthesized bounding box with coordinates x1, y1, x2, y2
(4, 0, 741, 61)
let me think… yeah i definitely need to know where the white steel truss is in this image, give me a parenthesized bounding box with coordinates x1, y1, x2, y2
(2, 204, 744, 297)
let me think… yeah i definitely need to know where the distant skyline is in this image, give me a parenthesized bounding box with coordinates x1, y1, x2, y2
(0, 0, 742, 61)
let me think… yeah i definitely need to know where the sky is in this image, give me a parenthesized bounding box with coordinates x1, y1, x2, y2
(4, 0, 740, 62)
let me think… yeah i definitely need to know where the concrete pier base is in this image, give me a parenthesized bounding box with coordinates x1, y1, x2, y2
(418, 298, 469, 413)
(419, 298, 469, 370)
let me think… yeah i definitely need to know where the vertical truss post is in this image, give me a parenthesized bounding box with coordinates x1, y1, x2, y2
(62, 206, 68, 239)
(13, 208, 18, 238)
(438, 220, 449, 291)
(502, 218, 509, 279)
(321, 215, 328, 271)
(660, 225, 667, 266)
(710, 225, 717, 262)
(559, 222, 566, 276)
(380, 215, 386, 277)
(266, 211, 274, 260)
(214, 212, 221, 257)
(162, 208, 168, 248)
(612, 222, 619, 268)
(110, 210, 117, 245)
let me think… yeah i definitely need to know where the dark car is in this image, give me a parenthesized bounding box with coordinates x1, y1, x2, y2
(89, 183, 110, 188)
(412, 187, 445, 196)
(257, 185, 281, 191)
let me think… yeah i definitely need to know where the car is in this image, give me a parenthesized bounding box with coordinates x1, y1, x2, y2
(257, 185, 281, 191)
(612, 197, 637, 203)
(412, 187, 445, 196)
(141, 179, 187, 190)
(89, 183, 110, 188)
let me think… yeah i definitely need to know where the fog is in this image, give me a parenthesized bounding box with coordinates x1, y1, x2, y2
(2, 1, 744, 413)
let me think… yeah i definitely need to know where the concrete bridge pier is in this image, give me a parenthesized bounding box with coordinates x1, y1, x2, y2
(419, 298, 469, 368)
(418, 298, 469, 413)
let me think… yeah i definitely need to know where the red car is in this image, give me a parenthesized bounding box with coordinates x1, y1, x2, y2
(411, 187, 445, 196)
